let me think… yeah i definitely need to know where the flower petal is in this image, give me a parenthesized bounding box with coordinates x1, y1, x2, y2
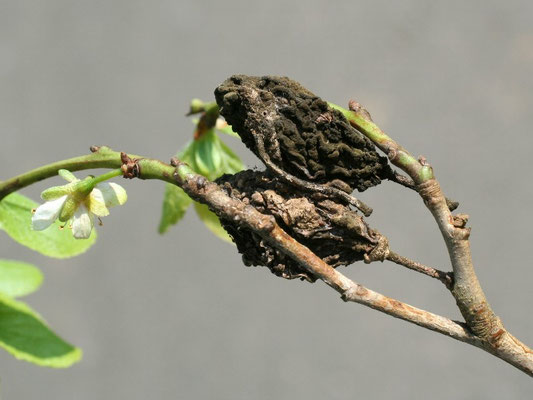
(97, 182, 127, 208)
(58, 169, 78, 183)
(71, 206, 94, 239)
(87, 188, 109, 217)
(31, 195, 68, 231)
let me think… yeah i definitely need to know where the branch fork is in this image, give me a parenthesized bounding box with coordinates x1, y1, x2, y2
(341, 99, 533, 375)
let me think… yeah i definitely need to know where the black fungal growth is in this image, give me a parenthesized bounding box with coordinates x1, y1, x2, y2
(216, 170, 386, 282)
(215, 75, 392, 192)
(213, 75, 391, 281)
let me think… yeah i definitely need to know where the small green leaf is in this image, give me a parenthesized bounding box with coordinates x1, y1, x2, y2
(194, 203, 233, 244)
(194, 130, 245, 180)
(0, 259, 43, 298)
(178, 140, 196, 166)
(0, 193, 97, 258)
(191, 130, 244, 243)
(0, 294, 82, 367)
(216, 121, 240, 138)
(157, 142, 196, 234)
(187, 98, 207, 115)
(218, 139, 245, 175)
(160, 124, 244, 240)
(194, 130, 222, 178)
(58, 169, 78, 183)
(158, 185, 192, 234)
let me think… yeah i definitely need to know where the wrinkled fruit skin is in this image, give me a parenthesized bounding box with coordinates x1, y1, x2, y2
(215, 75, 392, 192)
(213, 75, 391, 281)
(216, 170, 384, 282)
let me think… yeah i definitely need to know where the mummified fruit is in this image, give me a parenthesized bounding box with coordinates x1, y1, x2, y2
(215, 75, 392, 192)
(216, 170, 387, 282)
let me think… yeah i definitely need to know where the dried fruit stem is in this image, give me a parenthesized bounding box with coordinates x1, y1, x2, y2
(386, 251, 453, 289)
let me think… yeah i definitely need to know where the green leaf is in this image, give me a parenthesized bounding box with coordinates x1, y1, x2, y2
(216, 121, 240, 138)
(194, 203, 233, 244)
(0, 294, 82, 367)
(194, 130, 222, 179)
(0, 193, 97, 259)
(190, 130, 244, 242)
(178, 140, 196, 166)
(158, 185, 192, 234)
(157, 141, 197, 234)
(159, 125, 245, 239)
(218, 139, 245, 175)
(0, 259, 43, 298)
(194, 129, 245, 181)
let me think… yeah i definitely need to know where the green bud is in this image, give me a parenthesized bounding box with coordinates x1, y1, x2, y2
(57, 177, 95, 222)
(58, 196, 80, 222)
(187, 98, 205, 115)
(58, 169, 78, 183)
(41, 185, 69, 201)
(73, 177, 96, 197)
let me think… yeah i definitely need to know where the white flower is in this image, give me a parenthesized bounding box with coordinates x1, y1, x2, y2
(31, 170, 127, 239)
(31, 195, 70, 231)
(71, 204, 94, 239)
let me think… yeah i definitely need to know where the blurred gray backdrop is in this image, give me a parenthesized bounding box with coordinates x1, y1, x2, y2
(1, 0, 532, 398)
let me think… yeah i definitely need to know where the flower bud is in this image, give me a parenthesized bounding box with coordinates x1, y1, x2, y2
(187, 98, 206, 115)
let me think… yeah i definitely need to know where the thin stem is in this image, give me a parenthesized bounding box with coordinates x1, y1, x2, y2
(386, 251, 453, 289)
(91, 169, 123, 185)
(0, 146, 174, 201)
(329, 102, 433, 184)
(387, 170, 460, 211)
(193, 101, 219, 140)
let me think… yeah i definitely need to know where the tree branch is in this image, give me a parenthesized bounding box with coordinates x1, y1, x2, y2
(385, 251, 453, 289)
(1, 145, 531, 376)
(337, 101, 533, 376)
(0, 147, 476, 343)
(0, 146, 175, 201)
(170, 159, 477, 341)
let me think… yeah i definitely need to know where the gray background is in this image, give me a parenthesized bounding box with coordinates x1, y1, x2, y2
(1, 0, 532, 398)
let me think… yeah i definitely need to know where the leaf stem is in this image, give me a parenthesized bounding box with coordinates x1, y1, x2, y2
(386, 250, 453, 289)
(90, 169, 123, 185)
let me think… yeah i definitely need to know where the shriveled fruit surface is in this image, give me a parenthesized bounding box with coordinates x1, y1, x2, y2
(215, 75, 392, 192)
